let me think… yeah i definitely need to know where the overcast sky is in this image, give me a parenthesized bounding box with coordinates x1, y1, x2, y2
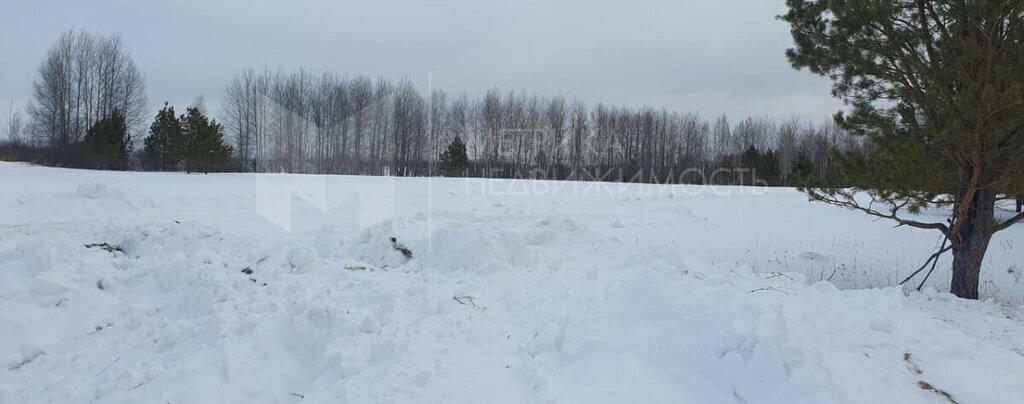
(0, 0, 843, 122)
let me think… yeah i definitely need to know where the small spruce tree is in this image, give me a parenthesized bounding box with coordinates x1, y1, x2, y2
(180, 107, 232, 174)
(439, 136, 469, 176)
(144, 102, 182, 171)
(788, 151, 815, 187)
(84, 110, 131, 170)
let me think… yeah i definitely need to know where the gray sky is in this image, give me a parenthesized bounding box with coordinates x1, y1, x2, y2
(0, 0, 843, 123)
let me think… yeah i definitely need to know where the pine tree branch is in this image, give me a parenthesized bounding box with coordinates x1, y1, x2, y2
(892, 219, 949, 232)
(898, 242, 952, 286)
(811, 191, 949, 234)
(993, 211, 1024, 233)
(922, 0, 953, 44)
(917, 243, 948, 292)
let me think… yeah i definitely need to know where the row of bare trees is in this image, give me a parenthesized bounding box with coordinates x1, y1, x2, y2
(223, 69, 428, 175)
(2, 28, 861, 184)
(221, 68, 863, 184)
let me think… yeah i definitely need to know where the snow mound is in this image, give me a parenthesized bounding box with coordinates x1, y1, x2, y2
(349, 221, 416, 269)
(415, 224, 535, 273)
(798, 251, 830, 261)
(75, 183, 119, 199)
(524, 216, 602, 246)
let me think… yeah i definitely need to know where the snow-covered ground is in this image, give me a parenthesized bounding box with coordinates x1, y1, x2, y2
(1, 161, 1022, 403)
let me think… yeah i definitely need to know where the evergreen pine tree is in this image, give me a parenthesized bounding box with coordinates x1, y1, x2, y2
(83, 110, 131, 170)
(740, 145, 761, 185)
(144, 102, 182, 171)
(180, 107, 232, 174)
(439, 136, 469, 176)
(788, 151, 815, 187)
(738, 145, 781, 186)
(782, 0, 1024, 298)
(761, 148, 780, 186)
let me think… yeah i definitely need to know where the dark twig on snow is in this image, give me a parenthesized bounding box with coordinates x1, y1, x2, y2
(390, 237, 413, 259)
(918, 381, 959, 404)
(905, 352, 959, 404)
(88, 322, 113, 335)
(289, 392, 305, 399)
(824, 267, 838, 282)
(745, 286, 789, 295)
(84, 242, 123, 254)
(453, 295, 487, 310)
(9, 353, 42, 371)
(903, 353, 923, 374)
(96, 355, 120, 377)
(766, 272, 795, 281)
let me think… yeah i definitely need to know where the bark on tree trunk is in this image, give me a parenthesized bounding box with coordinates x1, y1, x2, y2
(949, 188, 995, 299)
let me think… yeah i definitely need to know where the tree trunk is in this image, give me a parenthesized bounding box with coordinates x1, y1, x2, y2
(949, 188, 995, 299)
(1016, 195, 1022, 213)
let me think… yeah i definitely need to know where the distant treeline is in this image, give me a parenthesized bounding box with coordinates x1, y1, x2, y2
(2, 29, 865, 186)
(221, 69, 864, 186)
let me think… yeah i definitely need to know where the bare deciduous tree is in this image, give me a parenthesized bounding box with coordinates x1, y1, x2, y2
(3, 102, 25, 146)
(28, 30, 147, 154)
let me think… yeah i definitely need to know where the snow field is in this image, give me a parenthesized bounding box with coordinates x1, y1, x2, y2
(0, 162, 1022, 403)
